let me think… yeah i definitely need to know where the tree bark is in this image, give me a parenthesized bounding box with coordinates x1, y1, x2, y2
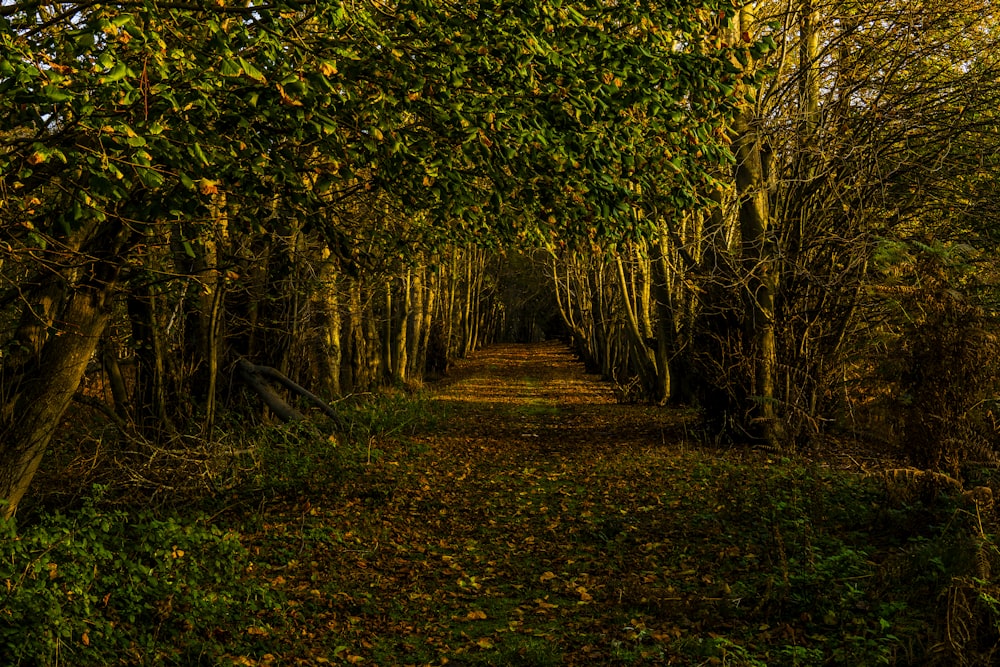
(393, 270, 411, 383)
(732, 6, 781, 445)
(126, 285, 173, 433)
(310, 247, 343, 397)
(235, 358, 342, 427)
(614, 253, 663, 402)
(0, 255, 122, 517)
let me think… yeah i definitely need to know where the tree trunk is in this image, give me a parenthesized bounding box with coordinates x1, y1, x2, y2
(461, 249, 475, 357)
(126, 285, 173, 432)
(0, 258, 122, 517)
(347, 275, 375, 393)
(733, 6, 781, 445)
(407, 264, 425, 379)
(310, 247, 343, 398)
(393, 270, 411, 383)
(650, 231, 676, 402)
(614, 253, 663, 402)
(415, 264, 436, 378)
(100, 334, 130, 419)
(176, 196, 228, 431)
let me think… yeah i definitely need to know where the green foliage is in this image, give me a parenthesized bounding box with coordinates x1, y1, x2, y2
(224, 392, 444, 496)
(250, 422, 343, 492)
(339, 390, 448, 453)
(0, 0, 748, 255)
(0, 493, 281, 666)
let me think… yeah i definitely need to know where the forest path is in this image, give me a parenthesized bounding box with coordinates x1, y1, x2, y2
(427, 341, 684, 461)
(259, 342, 740, 665)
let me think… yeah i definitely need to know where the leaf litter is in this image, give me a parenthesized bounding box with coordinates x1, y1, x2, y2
(240, 341, 937, 666)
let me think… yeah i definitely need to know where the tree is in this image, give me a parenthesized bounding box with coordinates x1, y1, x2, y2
(0, 0, 749, 514)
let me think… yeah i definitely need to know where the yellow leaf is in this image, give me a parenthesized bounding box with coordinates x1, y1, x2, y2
(198, 179, 219, 195)
(476, 638, 494, 649)
(539, 571, 557, 582)
(466, 610, 487, 620)
(81, 632, 90, 646)
(276, 83, 303, 107)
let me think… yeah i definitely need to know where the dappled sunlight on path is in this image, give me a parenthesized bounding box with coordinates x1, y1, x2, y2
(433, 341, 616, 406)
(425, 341, 684, 458)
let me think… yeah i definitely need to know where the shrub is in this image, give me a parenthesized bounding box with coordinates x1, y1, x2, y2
(0, 493, 282, 666)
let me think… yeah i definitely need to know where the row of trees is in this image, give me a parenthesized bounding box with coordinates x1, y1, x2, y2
(550, 0, 1000, 463)
(0, 0, 750, 514)
(8, 0, 994, 514)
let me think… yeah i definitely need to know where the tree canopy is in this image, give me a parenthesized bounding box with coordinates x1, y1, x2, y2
(1, 0, 753, 255)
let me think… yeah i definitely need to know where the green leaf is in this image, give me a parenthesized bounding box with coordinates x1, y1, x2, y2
(239, 57, 266, 83)
(220, 59, 243, 77)
(42, 85, 71, 102)
(101, 62, 128, 83)
(190, 143, 209, 166)
(137, 167, 165, 189)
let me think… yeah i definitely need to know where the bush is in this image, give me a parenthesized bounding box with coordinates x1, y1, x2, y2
(0, 493, 282, 666)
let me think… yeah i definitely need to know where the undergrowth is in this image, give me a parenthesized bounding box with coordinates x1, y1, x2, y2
(0, 492, 283, 665)
(5, 386, 1000, 665)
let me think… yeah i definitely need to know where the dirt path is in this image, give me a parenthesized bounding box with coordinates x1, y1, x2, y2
(428, 341, 686, 462)
(251, 341, 723, 665)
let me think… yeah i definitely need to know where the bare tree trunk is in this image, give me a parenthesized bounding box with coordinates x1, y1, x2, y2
(550, 254, 596, 369)
(176, 196, 228, 431)
(614, 253, 663, 401)
(127, 285, 173, 432)
(382, 279, 393, 381)
(310, 247, 342, 397)
(415, 264, 436, 378)
(469, 249, 485, 351)
(461, 249, 474, 357)
(100, 334, 130, 419)
(346, 276, 368, 393)
(393, 270, 411, 383)
(407, 264, 425, 379)
(650, 231, 676, 403)
(732, 6, 781, 445)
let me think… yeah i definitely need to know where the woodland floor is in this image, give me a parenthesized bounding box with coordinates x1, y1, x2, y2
(234, 341, 955, 666)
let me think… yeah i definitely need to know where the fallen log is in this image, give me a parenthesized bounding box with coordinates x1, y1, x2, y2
(235, 358, 342, 427)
